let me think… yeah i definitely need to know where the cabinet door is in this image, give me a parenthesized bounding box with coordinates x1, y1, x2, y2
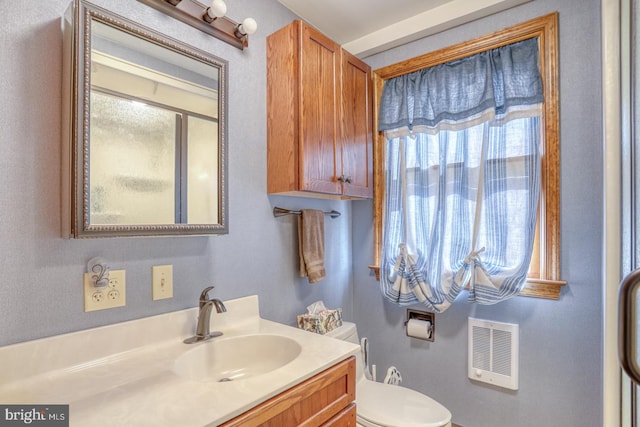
(299, 23, 341, 195)
(340, 50, 373, 198)
(267, 22, 299, 194)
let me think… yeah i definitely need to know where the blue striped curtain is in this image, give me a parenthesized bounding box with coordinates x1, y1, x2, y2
(379, 38, 543, 312)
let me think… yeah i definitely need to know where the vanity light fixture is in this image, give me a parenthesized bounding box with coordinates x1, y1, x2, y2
(137, 0, 257, 50)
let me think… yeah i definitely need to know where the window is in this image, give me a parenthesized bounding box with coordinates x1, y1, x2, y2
(370, 13, 565, 299)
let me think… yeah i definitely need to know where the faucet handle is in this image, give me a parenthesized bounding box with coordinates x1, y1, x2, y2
(199, 286, 215, 307)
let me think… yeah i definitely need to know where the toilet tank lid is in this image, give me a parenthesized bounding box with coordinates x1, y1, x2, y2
(325, 321, 356, 340)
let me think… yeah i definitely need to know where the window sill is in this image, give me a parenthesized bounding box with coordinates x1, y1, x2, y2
(368, 266, 567, 300)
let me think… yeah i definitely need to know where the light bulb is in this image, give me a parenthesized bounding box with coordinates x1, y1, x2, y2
(204, 0, 226, 22)
(210, 0, 226, 17)
(237, 17, 257, 36)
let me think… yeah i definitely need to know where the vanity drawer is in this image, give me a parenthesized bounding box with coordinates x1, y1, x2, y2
(221, 356, 356, 427)
(322, 402, 356, 426)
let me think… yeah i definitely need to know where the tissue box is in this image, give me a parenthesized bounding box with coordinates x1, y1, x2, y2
(296, 308, 343, 334)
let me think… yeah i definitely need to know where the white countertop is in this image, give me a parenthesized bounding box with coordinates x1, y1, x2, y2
(0, 295, 359, 426)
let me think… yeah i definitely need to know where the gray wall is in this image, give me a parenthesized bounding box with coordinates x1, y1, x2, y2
(354, 0, 603, 426)
(0, 0, 355, 345)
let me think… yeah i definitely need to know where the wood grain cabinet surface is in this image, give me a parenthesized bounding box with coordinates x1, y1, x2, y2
(267, 21, 373, 200)
(221, 356, 356, 427)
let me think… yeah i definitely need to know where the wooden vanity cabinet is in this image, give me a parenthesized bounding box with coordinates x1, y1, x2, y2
(221, 356, 356, 427)
(267, 20, 373, 199)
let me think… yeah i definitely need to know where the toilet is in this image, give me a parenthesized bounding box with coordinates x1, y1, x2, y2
(326, 322, 452, 427)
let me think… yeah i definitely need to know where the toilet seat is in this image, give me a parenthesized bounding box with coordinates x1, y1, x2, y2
(355, 379, 452, 427)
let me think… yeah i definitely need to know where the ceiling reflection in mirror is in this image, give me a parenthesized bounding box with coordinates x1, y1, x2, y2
(63, 1, 228, 237)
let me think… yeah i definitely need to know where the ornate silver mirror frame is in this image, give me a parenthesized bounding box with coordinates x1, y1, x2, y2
(62, 0, 228, 237)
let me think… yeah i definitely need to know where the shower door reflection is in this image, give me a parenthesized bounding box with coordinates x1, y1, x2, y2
(89, 91, 219, 225)
(90, 92, 177, 225)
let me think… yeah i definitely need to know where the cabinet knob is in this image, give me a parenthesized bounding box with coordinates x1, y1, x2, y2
(345, 176, 352, 184)
(337, 175, 352, 183)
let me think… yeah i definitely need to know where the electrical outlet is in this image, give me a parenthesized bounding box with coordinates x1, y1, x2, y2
(84, 270, 126, 312)
(152, 265, 173, 301)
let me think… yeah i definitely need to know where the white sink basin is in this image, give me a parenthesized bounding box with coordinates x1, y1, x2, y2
(173, 334, 302, 382)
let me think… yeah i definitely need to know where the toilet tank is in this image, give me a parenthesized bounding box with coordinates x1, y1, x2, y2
(326, 322, 366, 380)
(325, 321, 359, 344)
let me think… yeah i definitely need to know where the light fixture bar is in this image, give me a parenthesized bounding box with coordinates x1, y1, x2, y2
(136, 0, 248, 49)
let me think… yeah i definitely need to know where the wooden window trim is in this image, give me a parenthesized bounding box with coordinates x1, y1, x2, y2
(368, 12, 567, 299)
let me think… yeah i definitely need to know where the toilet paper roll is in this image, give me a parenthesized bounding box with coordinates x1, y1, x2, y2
(406, 318, 433, 340)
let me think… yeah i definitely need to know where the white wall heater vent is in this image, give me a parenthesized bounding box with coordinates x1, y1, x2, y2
(468, 317, 519, 390)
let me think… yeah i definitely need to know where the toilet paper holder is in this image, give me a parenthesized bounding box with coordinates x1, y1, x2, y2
(405, 309, 435, 342)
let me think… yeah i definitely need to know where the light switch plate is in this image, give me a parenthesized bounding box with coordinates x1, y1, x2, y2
(84, 270, 126, 312)
(152, 265, 173, 300)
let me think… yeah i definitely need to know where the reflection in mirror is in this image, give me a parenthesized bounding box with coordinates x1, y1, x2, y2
(62, 0, 228, 237)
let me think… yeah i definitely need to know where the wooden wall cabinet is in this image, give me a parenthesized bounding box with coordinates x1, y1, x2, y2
(221, 356, 356, 427)
(267, 21, 373, 200)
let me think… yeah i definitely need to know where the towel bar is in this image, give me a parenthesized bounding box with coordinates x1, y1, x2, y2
(273, 207, 341, 219)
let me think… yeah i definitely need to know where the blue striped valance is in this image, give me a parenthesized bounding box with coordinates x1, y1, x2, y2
(378, 38, 543, 136)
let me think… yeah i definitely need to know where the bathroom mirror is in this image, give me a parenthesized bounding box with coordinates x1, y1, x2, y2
(62, 0, 228, 237)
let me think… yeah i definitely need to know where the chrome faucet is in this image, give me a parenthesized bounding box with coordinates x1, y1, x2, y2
(184, 286, 227, 344)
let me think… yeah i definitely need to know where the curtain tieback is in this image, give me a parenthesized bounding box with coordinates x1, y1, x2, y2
(395, 243, 407, 263)
(454, 247, 487, 287)
(393, 243, 408, 272)
(395, 243, 415, 269)
(464, 247, 486, 264)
